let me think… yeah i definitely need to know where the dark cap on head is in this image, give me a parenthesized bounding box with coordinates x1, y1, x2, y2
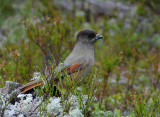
(76, 29, 103, 43)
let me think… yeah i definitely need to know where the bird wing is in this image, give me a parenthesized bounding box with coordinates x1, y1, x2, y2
(16, 60, 88, 94)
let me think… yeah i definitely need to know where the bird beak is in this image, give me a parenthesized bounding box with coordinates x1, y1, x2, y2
(95, 34, 104, 40)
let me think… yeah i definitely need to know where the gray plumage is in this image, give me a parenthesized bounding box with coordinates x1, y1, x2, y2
(15, 29, 103, 94)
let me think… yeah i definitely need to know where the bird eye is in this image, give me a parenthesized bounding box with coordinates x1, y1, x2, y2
(88, 34, 95, 38)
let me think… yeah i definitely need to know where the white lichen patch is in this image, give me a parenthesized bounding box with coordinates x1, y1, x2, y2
(46, 97, 63, 116)
(1, 93, 90, 117)
(31, 72, 42, 81)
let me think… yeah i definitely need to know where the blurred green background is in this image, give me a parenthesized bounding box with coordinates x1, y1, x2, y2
(0, 0, 160, 116)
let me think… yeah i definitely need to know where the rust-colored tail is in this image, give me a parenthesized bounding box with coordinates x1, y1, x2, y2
(17, 80, 43, 94)
(16, 62, 86, 94)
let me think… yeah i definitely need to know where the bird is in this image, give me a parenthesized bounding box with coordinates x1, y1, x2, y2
(15, 29, 104, 94)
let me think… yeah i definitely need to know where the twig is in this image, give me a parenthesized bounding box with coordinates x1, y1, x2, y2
(28, 104, 39, 116)
(29, 97, 45, 116)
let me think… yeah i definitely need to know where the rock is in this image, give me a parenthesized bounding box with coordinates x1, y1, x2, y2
(0, 81, 21, 95)
(53, 0, 137, 17)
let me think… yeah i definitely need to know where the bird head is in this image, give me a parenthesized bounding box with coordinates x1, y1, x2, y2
(76, 29, 104, 44)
